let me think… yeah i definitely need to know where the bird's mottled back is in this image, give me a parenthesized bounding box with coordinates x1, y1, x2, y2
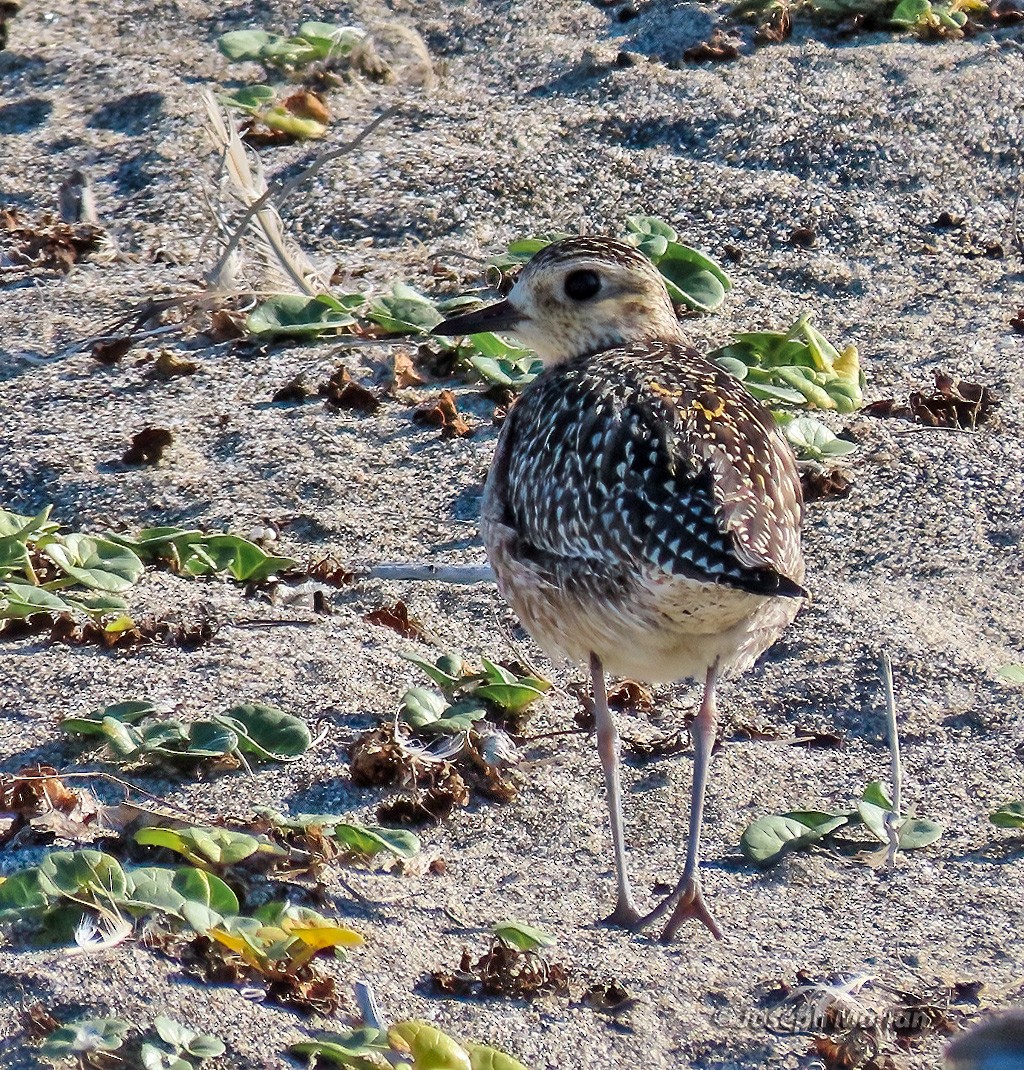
(490, 340, 804, 598)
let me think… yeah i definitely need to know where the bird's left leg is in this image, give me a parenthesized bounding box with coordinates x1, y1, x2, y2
(634, 660, 724, 941)
(590, 652, 644, 927)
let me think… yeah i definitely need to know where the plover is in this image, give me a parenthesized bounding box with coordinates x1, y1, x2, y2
(434, 236, 806, 940)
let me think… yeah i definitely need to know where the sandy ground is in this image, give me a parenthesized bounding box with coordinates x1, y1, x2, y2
(1, 1, 1023, 1068)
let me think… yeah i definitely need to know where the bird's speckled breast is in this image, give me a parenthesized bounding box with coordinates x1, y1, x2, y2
(479, 340, 806, 680)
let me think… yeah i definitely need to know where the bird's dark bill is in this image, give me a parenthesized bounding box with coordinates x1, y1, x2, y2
(432, 299, 524, 336)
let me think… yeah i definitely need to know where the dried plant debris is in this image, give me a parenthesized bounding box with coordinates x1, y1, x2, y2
(349, 654, 549, 822)
(147, 350, 199, 380)
(363, 600, 427, 640)
(412, 389, 474, 438)
(865, 370, 997, 429)
(0, 208, 103, 275)
(0, 766, 119, 847)
(123, 426, 174, 465)
(320, 365, 381, 412)
(431, 922, 570, 1000)
(758, 972, 978, 1068)
(729, 0, 1000, 42)
(272, 373, 317, 403)
(681, 29, 743, 62)
(801, 464, 854, 500)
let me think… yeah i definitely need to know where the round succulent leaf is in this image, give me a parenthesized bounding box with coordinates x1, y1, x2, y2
(658, 259, 727, 313)
(740, 812, 848, 866)
(38, 850, 128, 903)
(102, 717, 145, 758)
(247, 294, 357, 339)
(262, 106, 327, 139)
(41, 534, 144, 592)
(217, 29, 279, 60)
(492, 919, 555, 951)
(42, 1018, 131, 1059)
(990, 801, 1024, 828)
(0, 868, 47, 915)
(402, 654, 465, 691)
(186, 720, 239, 757)
(124, 867, 188, 916)
(135, 825, 268, 867)
(214, 703, 311, 759)
(0, 581, 77, 618)
(895, 817, 943, 850)
(178, 534, 295, 582)
(0, 534, 29, 576)
(290, 1027, 390, 1066)
(388, 1021, 472, 1070)
(367, 284, 443, 334)
(467, 1045, 530, 1070)
(475, 682, 547, 713)
(784, 417, 858, 461)
(400, 686, 449, 728)
(997, 664, 1024, 685)
(332, 822, 421, 859)
(173, 865, 239, 915)
(220, 84, 276, 111)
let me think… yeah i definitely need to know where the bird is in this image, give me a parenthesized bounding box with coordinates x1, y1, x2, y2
(433, 235, 806, 940)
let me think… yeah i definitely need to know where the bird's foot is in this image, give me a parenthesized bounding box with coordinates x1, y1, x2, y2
(656, 877, 723, 942)
(600, 897, 646, 929)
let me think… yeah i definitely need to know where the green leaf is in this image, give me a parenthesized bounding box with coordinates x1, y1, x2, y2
(41, 1018, 131, 1061)
(467, 1044, 530, 1070)
(740, 811, 849, 866)
(0, 505, 58, 539)
(213, 703, 311, 760)
(290, 1028, 390, 1068)
(102, 718, 146, 759)
(186, 720, 239, 757)
(856, 782, 942, 849)
(0, 534, 30, 578)
(219, 84, 276, 111)
(996, 664, 1024, 685)
(247, 294, 359, 339)
(890, 0, 931, 22)
(656, 245, 728, 312)
(176, 533, 295, 581)
(400, 686, 449, 728)
(37, 850, 128, 904)
(297, 22, 366, 54)
(0, 868, 47, 916)
(153, 1017, 225, 1060)
(135, 825, 277, 867)
(366, 283, 443, 334)
(492, 919, 555, 951)
(0, 581, 76, 619)
(61, 699, 161, 737)
(41, 534, 144, 592)
(389, 1021, 472, 1070)
(217, 29, 278, 60)
(990, 801, 1024, 829)
(783, 416, 858, 461)
(402, 653, 467, 692)
(329, 822, 421, 859)
(475, 682, 547, 712)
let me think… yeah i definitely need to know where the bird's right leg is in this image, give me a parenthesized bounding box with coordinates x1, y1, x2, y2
(591, 651, 644, 927)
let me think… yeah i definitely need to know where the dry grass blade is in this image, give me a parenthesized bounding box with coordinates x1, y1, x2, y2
(202, 97, 396, 297)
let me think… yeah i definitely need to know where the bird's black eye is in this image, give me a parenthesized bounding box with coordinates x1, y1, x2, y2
(564, 269, 601, 301)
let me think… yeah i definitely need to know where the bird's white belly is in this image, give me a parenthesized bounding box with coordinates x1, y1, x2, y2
(497, 563, 798, 684)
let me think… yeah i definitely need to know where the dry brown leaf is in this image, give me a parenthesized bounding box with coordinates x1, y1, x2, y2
(320, 366, 380, 413)
(363, 600, 425, 639)
(413, 389, 473, 437)
(123, 426, 173, 464)
(389, 349, 425, 390)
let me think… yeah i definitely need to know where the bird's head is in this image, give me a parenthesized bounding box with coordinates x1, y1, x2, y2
(433, 236, 683, 365)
